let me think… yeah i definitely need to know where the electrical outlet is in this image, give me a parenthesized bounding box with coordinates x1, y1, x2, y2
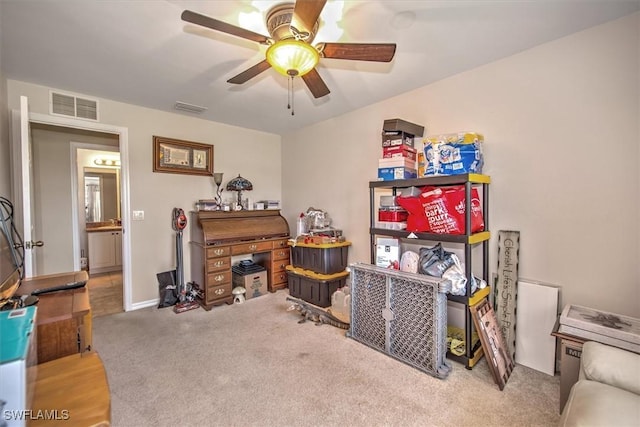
(132, 210, 144, 221)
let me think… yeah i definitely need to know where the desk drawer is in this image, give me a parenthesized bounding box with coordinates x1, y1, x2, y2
(232, 241, 272, 255)
(272, 239, 289, 249)
(271, 271, 288, 287)
(207, 270, 231, 286)
(207, 256, 231, 272)
(206, 282, 232, 304)
(272, 248, 290, 261)
(271, 259, 288, 273)
(207, 246, 231, 258)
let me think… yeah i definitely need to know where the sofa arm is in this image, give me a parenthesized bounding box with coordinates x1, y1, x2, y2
(580, 341, 640, 395)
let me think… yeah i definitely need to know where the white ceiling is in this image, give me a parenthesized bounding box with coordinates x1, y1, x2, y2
(2, 0, 638, 135)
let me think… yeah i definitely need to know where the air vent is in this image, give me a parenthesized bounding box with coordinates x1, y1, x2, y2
(174, 101, 208, 114)
(50, 91, 98, 121)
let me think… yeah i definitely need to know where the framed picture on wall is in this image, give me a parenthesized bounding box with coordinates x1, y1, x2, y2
(152, 136, 213, 176)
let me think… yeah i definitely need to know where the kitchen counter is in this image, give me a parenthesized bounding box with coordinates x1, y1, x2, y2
(86, 226, 122, 232)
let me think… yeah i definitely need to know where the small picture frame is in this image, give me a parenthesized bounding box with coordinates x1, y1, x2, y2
(153, 136, 213, 176)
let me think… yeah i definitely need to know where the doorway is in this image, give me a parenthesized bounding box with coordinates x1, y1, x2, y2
(13, 106, 132, 311)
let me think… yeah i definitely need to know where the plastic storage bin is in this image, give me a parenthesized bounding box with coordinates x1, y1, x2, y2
(289, 241, 350, 275)
(286, 266, 349, 307)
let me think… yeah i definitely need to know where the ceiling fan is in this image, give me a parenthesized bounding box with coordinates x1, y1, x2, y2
(181, 0, 397, 99)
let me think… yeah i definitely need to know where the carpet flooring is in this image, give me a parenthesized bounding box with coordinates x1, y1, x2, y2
(92, 290, 561, 427)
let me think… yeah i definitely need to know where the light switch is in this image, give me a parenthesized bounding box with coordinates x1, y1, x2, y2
(132, 210, 144, 220)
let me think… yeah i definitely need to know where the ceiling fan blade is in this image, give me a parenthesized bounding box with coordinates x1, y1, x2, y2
(319, 43, 397, 62)
(291, 0, 327, 37)
(181, 10, 270, 45)
(227, 60, 272, 84)
(301, 68, 330, 99)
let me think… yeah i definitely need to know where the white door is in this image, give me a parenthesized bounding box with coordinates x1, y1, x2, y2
(10, 95, 40, 278)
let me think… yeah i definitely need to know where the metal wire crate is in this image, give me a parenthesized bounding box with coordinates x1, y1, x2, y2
(348, 263, 452, 379)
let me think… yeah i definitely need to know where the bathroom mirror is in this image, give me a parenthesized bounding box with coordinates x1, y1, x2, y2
(84, 167, 120, 223)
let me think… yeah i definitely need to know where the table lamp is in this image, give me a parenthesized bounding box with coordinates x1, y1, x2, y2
(226, 175, 253, 209)
(213, 172, 224, 208)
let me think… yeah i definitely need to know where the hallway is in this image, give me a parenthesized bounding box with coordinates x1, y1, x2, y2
(87, 271, 123, 317)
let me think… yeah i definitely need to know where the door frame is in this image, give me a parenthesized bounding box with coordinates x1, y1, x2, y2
(23, 111, 132, 311)
(71, 143, 120, 273)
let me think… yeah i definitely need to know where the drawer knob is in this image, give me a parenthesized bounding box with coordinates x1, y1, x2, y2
(279, 263, 286, 269)
(214, 288, 225, 295)
(214, 249, 224, 255)
(249, 244, 257, 251)
(214, 275, 224, 282)
(214, 261, 224, 267)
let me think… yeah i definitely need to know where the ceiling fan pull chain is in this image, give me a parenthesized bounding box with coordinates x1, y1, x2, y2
(287, 76, 291, 111)
(287, 76, 295, 116)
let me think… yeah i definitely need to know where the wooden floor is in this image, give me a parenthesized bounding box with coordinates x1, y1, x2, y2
(87, 271, 123, 318)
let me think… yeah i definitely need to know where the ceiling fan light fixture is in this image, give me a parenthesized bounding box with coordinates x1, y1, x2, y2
(266, 40, 319, 77)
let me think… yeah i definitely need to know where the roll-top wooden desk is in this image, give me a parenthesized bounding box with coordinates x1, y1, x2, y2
(190, 210, 290, 310)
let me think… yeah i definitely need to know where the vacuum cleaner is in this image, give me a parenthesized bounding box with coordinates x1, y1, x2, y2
(172, 207, 199, 313)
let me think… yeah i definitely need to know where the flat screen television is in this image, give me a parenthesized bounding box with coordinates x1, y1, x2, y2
(0, 197, 24, 308)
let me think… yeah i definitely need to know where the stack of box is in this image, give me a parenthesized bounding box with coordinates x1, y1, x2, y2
(376, 194, 406, 231)
(378, 119, 425, 181)
(286, 241, 351, 308)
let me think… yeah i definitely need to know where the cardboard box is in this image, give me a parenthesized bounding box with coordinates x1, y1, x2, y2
(559, 339, 583, 414)
(378, 157, 417, 170)
(382, 145, 417, 160)
(377, 167, 417, 181)
(376, 237, 400, 269)
(232, 270, 267, 299)
(381, 131, 414, 148)
(383, 118, 425, 137)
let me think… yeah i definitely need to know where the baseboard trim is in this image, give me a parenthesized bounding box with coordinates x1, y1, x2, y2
(129, 298, 159, 311)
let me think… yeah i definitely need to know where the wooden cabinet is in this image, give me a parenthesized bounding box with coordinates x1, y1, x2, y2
(16, 271, 92, 364)
(87, 228, 122, 274)
(190, 210, 290, 310)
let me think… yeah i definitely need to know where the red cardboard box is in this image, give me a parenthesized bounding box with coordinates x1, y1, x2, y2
(382, 145, 417, 160)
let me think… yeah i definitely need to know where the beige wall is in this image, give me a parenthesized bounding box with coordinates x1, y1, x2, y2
(0, 0, 9, 198)
(282, 13, 640, 316)
(7, 81, 283, 305)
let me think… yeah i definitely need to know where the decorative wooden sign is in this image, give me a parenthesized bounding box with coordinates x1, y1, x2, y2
(494, 230, 520, 361)
(471, 298, 515, 390)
